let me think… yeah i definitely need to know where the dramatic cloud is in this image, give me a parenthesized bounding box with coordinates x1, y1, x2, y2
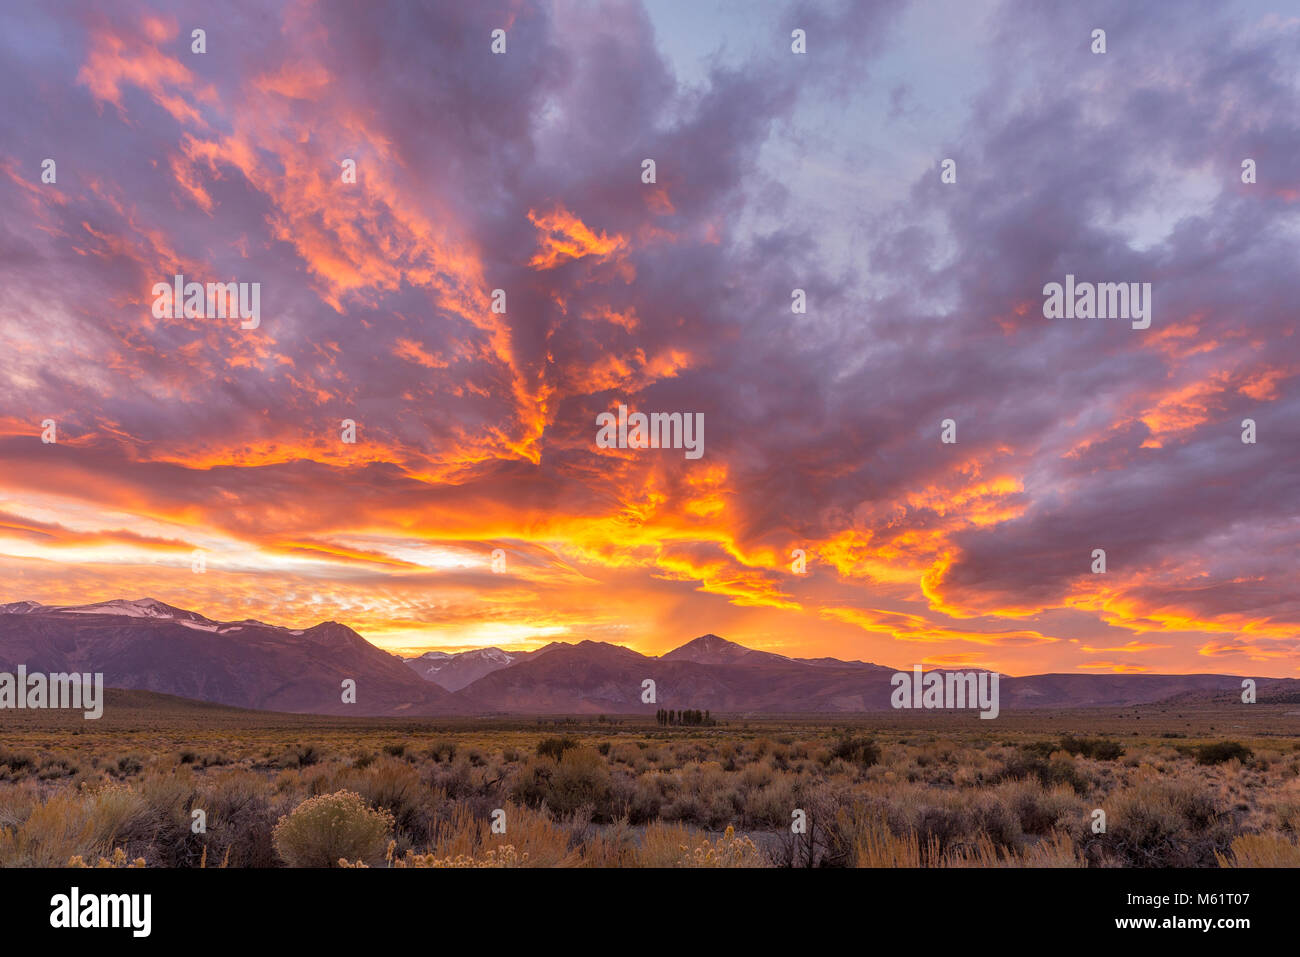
(0, 0, 1295, 675)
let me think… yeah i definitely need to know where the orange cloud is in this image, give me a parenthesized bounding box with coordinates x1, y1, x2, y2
(527, 206, 627, 270)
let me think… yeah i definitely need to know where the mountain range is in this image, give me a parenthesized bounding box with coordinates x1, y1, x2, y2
(0, 598, 449, 715)
(0, 598, 1294, 716)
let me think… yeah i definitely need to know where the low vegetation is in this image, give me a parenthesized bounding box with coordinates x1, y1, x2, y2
(1, 709, 1296, 868)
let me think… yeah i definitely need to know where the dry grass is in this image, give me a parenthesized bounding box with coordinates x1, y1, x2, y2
(1215, 833, 1300, 867)
(2, 710, 1298, 868)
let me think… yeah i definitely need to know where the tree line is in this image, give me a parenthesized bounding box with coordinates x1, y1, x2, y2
(656, 708, 715, 726)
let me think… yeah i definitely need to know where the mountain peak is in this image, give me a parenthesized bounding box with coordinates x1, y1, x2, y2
(301, 621, 362, 643)
(403, 646, 521, 691)
(675, 633, 735, 651)
(662, 633, 777, 664)
(0, 600, 43, 614)
(53, 597, 211, 621)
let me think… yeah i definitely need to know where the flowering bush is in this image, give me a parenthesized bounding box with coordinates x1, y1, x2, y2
(272, 790, 393, 868)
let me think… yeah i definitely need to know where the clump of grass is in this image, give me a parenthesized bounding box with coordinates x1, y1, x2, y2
(0, 791, 98, 866)
(428, 801, 576, 867)
(637, 822, 708, 867)
(1215, 833, 1300, 867)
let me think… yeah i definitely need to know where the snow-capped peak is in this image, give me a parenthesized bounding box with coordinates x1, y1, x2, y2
(0, 600, 43, 615)
(61, 598, 183, 619)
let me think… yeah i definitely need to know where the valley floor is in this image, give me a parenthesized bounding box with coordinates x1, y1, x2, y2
(2, 696, 1298, 868)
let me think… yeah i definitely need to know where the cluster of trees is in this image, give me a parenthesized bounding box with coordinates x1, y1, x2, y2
(655, 708, 714, 726)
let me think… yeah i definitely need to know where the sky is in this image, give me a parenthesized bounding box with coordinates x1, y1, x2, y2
(0, 0, 1296, 675)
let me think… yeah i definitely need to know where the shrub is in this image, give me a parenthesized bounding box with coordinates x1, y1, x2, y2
(1058, 736, 1125, 761)
(200, 770, 282, 868)
(1105, 776, 1228, 866)
(996, 749, 1087, 793)
(624, 772, 666, 824)
(544, 748, 612, 818)
(996, 780, 1085, 838)
(508, 756, 556, 808)
(272, 791, 393, 867)
(1195, 741, 1253, 766)
(741, 777, 797, 828)
(0, 749, 36, 776)
(332, 758, 426, 835)
(115, 756, 143, 777)
(428, 740, 457, 763)
(536, 736, 579, 763)
(830, 736, 880, 768)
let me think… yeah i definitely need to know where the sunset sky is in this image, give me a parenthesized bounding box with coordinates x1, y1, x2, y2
(0, 0, 1296, 675)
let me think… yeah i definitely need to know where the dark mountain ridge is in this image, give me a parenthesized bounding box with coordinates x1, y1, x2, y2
(4, 598, 1294, 716)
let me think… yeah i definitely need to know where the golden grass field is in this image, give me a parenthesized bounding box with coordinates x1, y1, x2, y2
(2, 690, 1299, 868)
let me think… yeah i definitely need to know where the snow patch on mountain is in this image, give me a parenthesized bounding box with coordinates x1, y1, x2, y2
(178, 620, 219, 632)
